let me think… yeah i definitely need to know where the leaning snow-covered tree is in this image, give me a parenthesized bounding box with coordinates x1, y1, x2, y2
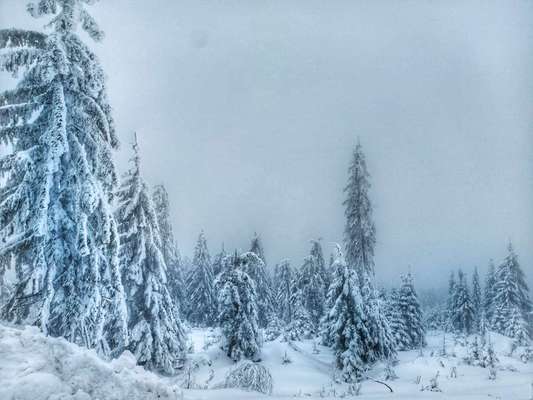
(152, 184, 186, 313)
(240, 251, 275, 327)
(0, 0, 128, 354)
(116, 137, 187, 374)
(185, 231, 216, 326)
(216, 252, 262, 361)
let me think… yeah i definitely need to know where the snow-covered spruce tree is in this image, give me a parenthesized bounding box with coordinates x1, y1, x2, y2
(294, 241, 327, 328)
(285, 287, 314, 340)
(0, 1, 128, 354)
(212, 244, 227, 277)
(397, 272, 426, 349)
(446, 271, 457, 331)
(310, 239, 330, 292)
(343, 142, 376, 279)
(450, 270, 475, 334)
(484, 260, 497, 327)
(240, 251, 274, 327)
(116, 138, 186, 374)
(471, 267, 482, 332)
(185, 231, 216, 326)
(250, 232, 266, 266)
(216, 252, 261, 361)
(342, 142, 396, 362)
(321, 246, 367, 381)
(385, 288, 410, 350)
(273, 259, 294, 324)
(492, 243, 531, 341)
(506, 306, 530, 346)
(359, 271, 396, 361)
(152, 184, 186, 314)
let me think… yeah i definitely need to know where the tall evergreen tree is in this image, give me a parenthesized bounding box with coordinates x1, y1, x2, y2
(492, 243, 531, 341)
(340, 142, 396, 363)
(152, 184, 186, 314)
(116, 138, 186, 374)
(343, 142, 376, 278)
(484, 260, 497, 327)
(273, 259, 294, 324)
(471, 267, 482, 332)
(295, 240, 327, 328)
(216, 252, 261, 361)
(185, 231, 216, 326)
(240, 251, 274, 327)
(0, 0, 127, 354)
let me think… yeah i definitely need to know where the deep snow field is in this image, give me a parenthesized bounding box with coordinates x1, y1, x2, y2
(1, 323, 532, 400)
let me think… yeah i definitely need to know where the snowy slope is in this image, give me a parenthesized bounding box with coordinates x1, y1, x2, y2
(0, 324, 183, 400)
(1, 324, 532, 400)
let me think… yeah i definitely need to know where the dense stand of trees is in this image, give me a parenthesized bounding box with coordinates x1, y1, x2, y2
(0, 0, 530, 384)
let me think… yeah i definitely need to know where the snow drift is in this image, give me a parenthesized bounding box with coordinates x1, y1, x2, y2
(0, 324, 183, 400)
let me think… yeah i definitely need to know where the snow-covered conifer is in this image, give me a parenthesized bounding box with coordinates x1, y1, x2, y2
(294, 241, 327, 328)
(492, 243, 531, 341)
(152, 184, 186, 314)
(397, 272, 426, 349)
(240, 251, 274, 327)
(212, 244, 227, 277)
(341, 142, 396, 363)
(116, 138, 187, 374)
(484, 260, 497, 327)
(450, 270, 475, 334)
(0, 0, 127, 354)
(185, 231, 216, 326)
(386, 288, 409, 350)
(250, 232, 266, 266)
(310, 239, 330, 292)
(359, 271, 396, 361)
(343, 142, 376, 278)
(285, 287, 314, 340)
(445, 271, 456, 331)
(321, 246, 366, 381)
(471, 267, 482, 332)
(216, 252, 261, 361)
(273, 259, 294, 324)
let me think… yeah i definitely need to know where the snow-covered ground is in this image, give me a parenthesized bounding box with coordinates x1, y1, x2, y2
(1, 323, 532, 400)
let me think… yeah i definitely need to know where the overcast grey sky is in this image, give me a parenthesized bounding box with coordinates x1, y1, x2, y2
(1, 0, 532, 289)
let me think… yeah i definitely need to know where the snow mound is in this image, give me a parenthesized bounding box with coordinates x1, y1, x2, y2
(0, 324, 183, 400)
(224, 361, 273, 395)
